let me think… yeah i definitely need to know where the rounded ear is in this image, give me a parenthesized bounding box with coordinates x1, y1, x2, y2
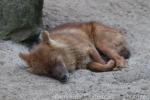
(42, 31, 50, 44)
(19, 53, 30, 63)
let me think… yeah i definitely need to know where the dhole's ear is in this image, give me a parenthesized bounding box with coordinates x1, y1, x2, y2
(19, 53, 30, 63)
(41, 31, 64, 47)
(42, 31, 51, 44)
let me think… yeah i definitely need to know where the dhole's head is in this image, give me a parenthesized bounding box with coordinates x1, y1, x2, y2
(19, 31, 69, 82)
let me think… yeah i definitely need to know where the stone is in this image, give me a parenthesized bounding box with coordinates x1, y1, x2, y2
(0, 0, 43, 42)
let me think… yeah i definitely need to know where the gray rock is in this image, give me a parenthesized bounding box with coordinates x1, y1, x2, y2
(0, 0, 43, 41)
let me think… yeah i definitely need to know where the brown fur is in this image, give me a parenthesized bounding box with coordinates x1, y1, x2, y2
(19, 21, 130, 82)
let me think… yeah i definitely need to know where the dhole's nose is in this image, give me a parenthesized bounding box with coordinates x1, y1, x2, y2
(60, 74, 69, 82)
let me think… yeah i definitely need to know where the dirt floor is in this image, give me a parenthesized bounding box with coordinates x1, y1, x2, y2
(0, 0, 150, 100)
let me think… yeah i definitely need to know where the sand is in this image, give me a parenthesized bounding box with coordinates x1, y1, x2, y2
(0, 0, 150, 100)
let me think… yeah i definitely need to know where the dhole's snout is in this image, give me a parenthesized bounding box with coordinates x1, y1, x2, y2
(52, 64, 70, 82)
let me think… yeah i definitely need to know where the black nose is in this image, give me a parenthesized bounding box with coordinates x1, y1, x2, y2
(60, 74, 69, 82)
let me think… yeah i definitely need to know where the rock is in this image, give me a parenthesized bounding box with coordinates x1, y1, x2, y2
(0, 0, 43, 42)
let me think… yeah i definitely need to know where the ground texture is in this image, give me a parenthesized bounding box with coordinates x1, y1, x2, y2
(0, 0, 150, 100)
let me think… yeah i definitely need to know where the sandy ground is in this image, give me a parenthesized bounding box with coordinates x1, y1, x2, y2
(1, 0, 150, 100)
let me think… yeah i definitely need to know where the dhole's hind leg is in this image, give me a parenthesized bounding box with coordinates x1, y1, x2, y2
(97, 45, 126, 68)
(88, 48, 115, 72)
(87, 60, 115, 72)
(89, 48, 106, 64)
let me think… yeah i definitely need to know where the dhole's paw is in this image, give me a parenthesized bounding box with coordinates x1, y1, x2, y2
(116, 59, 126, 67)
(115, 57, 127, 70)
(113, 67, 121, 71)
(107, 60, 115, 67)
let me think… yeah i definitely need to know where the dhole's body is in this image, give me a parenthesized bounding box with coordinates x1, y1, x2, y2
(19, 22, 130, 82)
